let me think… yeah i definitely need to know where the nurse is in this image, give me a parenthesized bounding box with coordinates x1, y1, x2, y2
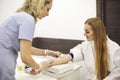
(0, 0, 60, 80)
(50, 17, 120, 80)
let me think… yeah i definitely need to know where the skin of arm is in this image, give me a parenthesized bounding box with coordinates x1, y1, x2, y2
(20, 39, 40, 69)
(31, 47, 61, 57)
(50, 54, 72, 66)
(31, 47, 45, 56)
(20, 40, 56, 75)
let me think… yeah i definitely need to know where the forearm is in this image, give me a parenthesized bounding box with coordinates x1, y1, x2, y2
(31, 47, 61, 57)
(21, 54, 40, 69)
(51, 54, 72, 66)
(31, 47, 45, 56)
(20, 40, 40, 69)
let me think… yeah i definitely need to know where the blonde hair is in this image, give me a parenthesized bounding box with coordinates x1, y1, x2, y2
(16, 0, 52, 21)
(85, 17, 109, 80)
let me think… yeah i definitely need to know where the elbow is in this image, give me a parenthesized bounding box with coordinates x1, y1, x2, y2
(21, 55, 30, 64)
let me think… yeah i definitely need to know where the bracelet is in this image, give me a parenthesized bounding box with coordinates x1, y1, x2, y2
(44, 49, 49, 56)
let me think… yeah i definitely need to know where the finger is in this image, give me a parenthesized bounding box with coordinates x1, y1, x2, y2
(48, 59, 54, 66)
(49, 59, 54, 64)
(58, 51, 62, 55)
(31, 70, 40, 75)
(53, 51, 61, 57)
(59, 54, 65, 57)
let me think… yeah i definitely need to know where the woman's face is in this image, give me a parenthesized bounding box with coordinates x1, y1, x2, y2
(84, 24, 94, 41)
(39, 2, 52, 19)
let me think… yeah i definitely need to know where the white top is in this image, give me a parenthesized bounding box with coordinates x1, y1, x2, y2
(70, 38, 120, 80)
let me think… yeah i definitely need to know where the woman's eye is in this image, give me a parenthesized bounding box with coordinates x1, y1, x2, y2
(47, 9, 50, 11)
(86, 31, 89, 33)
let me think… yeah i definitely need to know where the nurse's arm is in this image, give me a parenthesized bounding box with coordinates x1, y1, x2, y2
(50, 54, 72, 66)
(31, 47, 61, 57)
(31, 47, 45, 56)
(20, 39, 40, 69)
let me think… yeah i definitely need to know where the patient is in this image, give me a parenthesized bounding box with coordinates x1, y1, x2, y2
(49, 17, 120, 80)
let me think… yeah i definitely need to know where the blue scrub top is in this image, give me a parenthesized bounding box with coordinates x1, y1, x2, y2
(0, 12, 36, 80)
(0, 12, 35, 51)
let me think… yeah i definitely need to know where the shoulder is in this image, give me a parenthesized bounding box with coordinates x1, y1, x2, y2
(107, 37, 120, 56)
(73, 40, 92, 50)
(81, 40, 93, 47)
(11, 12, 35, 24)
(107, 37, 120, 49)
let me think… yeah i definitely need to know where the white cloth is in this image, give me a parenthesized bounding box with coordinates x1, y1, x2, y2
(70, 38, 120, 80)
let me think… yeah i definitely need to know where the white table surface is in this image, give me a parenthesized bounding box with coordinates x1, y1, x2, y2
(15, 62, 81, 80)
(15, 53, 82, 80)
(15, 70, 57, 80)
(15, 53, 57, 80)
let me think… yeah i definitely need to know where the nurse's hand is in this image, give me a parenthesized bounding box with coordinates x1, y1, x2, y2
(30, 61, 52, 75)
(40, 60, 53, 70)
(31, 70, 40, 75)
(45, 50, 62, 57)
(24, 61, 54, 75)
(24, 65, 41, 75)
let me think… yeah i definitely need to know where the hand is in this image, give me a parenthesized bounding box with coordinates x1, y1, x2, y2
(24, 66, 41, 75)
(40, 60, 53, 70)
(47, 50, 62, 57)
(48, 59, 54, 66)
(31, 69, 40, 75)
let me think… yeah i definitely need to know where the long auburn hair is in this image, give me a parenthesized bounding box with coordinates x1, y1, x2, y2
(85, 17, 109, 80)
(16, 0, 52, 21)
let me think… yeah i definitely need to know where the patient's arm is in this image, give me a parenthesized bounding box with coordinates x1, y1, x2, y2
(50, 54, 72, 66)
